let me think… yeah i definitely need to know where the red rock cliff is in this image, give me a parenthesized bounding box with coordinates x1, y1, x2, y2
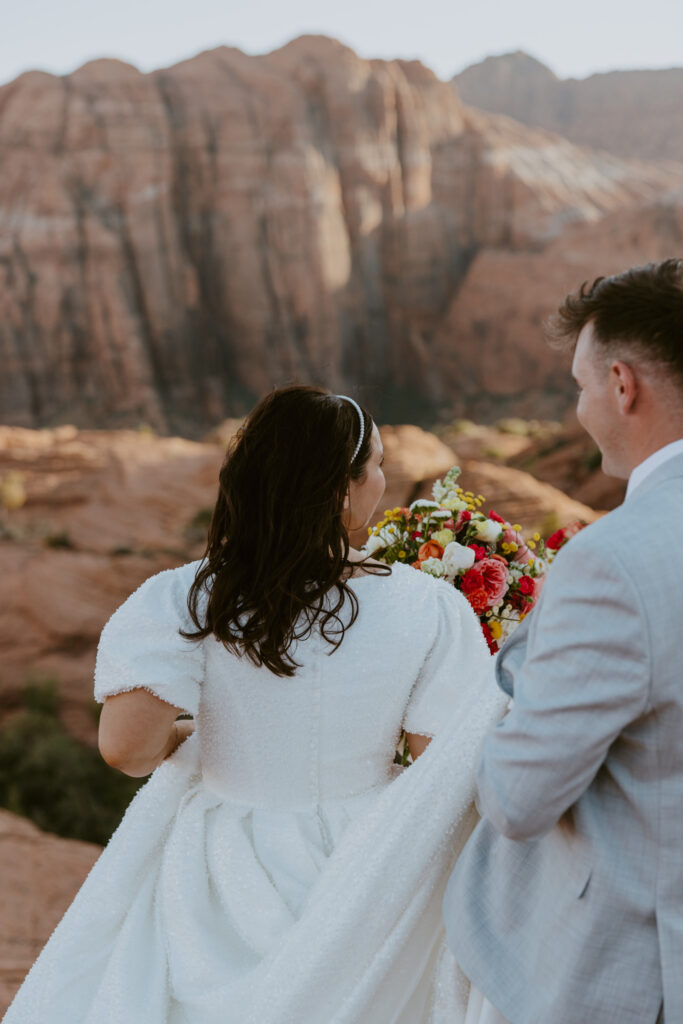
(1, 37, 682, 433)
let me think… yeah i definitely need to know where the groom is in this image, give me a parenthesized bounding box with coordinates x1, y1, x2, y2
(444, 258, 683, 1024)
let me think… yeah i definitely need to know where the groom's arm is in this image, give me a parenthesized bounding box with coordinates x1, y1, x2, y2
(476, 530, 651, 841)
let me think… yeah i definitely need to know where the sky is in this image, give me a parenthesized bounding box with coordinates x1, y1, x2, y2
(3, 0, 683, 87)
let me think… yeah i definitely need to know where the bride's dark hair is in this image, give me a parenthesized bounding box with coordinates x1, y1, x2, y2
(182, 385, 389, 676)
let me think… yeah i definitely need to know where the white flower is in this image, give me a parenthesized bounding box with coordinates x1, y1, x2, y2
(442, 541, 476, 579)
(409, 499, 440, 513)
(471, 517, 504, 544)
(420, 557, 445, 578)
(498, 604, 523, 643)
(430, 509, 453, 519)
(364, 533, 389, 556)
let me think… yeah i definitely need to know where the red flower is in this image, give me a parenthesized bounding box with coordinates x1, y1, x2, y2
(546, 519, 586, 552)
(489, 510, 506, 523)
(481, 622, 498, 654)
(455, 510, 472, 531)
(545, 528, 566, 551)
(518, 576, 535, 596)
(461, 568, 485, 594)
(411, 531, 423, 541)
(468, 544, 487, 562)
(443, 518, 455, 530)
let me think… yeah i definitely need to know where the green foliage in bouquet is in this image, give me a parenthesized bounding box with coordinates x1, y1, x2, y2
(0, 679, 143, 845)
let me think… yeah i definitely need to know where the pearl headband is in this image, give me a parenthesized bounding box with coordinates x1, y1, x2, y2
(336, 395, 365, 463)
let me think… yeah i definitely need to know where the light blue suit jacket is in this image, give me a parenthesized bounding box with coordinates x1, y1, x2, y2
(444, 454, 683, 1024)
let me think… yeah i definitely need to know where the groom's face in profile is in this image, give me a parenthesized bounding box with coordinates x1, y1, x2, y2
(572, 321, 627, 478)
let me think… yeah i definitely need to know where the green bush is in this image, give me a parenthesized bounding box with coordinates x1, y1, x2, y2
(0, 683, 143, 845)
(44, 531, 74, 549)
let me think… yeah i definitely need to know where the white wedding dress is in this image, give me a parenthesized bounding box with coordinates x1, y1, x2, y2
(4, 560, 507, 1024)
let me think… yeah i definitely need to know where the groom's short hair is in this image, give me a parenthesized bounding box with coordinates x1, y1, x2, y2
(546, 258, 683, 380)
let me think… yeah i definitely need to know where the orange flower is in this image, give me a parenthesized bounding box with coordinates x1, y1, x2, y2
(417, 540, 444, 562)
(465, 587, 490, 615)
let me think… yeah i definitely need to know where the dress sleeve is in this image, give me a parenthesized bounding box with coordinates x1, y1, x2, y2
(94, 561, 206, 716)
(402, 579, 495, 738)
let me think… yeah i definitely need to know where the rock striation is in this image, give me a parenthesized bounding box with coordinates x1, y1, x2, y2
(0, 809, 101, 1016)
(454, 51, 683, 163)
(1, 37, 682, 432)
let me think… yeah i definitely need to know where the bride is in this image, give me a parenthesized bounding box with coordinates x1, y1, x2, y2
(4, 386, 506, 1024)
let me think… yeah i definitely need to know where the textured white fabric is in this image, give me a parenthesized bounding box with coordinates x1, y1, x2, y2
(5, 561, 506, 1024)
(464, 989, 512, 1024)
(625, 436, 683, 499)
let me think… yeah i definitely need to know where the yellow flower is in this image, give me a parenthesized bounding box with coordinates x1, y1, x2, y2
(398, 550, 406, 558)
(489, 620, 503, 640)
(512, 524, 522, 533)
(501, 541, 518, 554)
(528, 540, 537, 549)
(533, 532, 541, 541)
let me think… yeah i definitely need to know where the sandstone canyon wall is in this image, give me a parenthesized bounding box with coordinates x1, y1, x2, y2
(454, 51, 683, 163)
(2, 37, 683, 434)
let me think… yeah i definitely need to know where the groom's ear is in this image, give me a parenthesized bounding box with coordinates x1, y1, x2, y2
(610, 360, 638, 414)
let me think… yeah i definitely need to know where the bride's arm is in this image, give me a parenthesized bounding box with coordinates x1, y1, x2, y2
(98, 689, 195, 777)
(405, 733, 431, 760)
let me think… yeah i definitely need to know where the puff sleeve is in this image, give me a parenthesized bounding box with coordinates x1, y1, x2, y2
(402, 579, 496, 738)
(94, 561, 206, 716)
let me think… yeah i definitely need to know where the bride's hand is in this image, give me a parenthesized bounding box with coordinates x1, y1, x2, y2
(164, 719, 195, 759)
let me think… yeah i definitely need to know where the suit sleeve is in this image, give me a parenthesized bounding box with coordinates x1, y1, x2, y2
(477, 531, 651, 840)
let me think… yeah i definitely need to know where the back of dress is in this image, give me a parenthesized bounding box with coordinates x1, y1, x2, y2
(5, 556, 504, 1024)
(95, 559, 484, 811)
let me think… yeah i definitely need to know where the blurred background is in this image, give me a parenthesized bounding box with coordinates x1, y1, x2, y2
(1, 0, 682, 1008)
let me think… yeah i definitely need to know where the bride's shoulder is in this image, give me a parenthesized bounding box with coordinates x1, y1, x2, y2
(105, 560, 204, 628)
(362, 562, 447, 601)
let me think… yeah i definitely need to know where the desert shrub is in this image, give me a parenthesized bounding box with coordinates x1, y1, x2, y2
(23, 677, 60, 715)
(184, 506, 214, 545)
(44, 530, 74, 549)
(0, 682, 143, 844)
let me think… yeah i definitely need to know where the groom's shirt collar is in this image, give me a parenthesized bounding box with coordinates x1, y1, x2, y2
(626, 437, 683, 500)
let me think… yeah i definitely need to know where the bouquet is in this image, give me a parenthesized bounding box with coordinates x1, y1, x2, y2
(364, 466, 584, 655)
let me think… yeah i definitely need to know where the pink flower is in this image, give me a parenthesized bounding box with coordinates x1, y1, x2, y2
(478, 557, 509, 608)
